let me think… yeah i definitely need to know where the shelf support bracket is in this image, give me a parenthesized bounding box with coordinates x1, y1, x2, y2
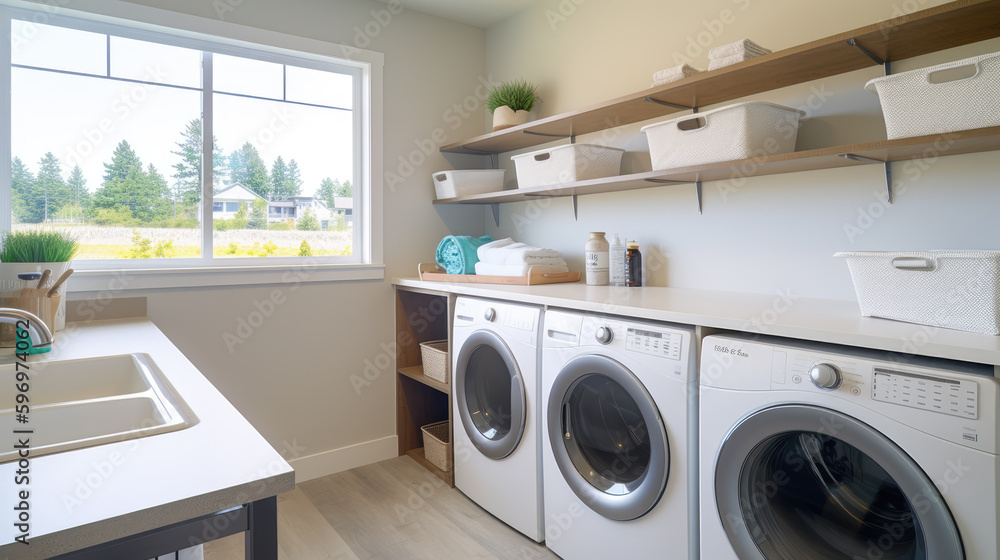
(572, 194, 579, 221)
(839, 153, 893, 204)
(458, 146, 500, 169)
(644, 96, 698, 112)
(847, 38, 891, 75)
(695, 181, 703, 214)
(644, 178, 689, 184)
(490, 204, 500, 227)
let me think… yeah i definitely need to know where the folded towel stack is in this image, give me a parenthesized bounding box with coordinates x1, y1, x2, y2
(435, 235, 493, 275)
(650, 63, 703, 87)
(708, 39, 772, 71)
(475, 238, 568, 277)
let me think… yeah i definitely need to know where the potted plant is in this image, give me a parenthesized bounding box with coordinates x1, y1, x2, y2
(487, 79, 539, 131)
(0, 229, 80, 331)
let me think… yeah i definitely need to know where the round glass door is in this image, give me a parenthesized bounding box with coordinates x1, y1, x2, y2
(715, 405, 964, 560)
(454, 330, 526, 459)
(547, 355, 668, 521)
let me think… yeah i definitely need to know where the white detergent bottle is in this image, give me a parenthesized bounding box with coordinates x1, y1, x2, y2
(609, 234, 626, 287)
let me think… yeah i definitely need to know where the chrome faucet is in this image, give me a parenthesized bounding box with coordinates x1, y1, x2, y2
(0, 308, 53, 350)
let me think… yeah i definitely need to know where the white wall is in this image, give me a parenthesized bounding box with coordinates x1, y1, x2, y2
(484, 0, 1000, 301)
(66, 0, 489, 479)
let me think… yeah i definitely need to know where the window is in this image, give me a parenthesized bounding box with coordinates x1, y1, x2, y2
(2, 5, 382, 287)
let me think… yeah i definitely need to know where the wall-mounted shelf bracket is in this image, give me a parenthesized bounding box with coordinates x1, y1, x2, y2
(460, 146, 500, 169)
(523, 130, 577, 144)
(490, 204, 500, 226)
(643, 177, 703, 213)
(524, 192, 580, 221)
(643, 96, 699, 113)
(839, 153, 893, 204)
(847, 38, 891, 75)
(695, 181, 703, 214)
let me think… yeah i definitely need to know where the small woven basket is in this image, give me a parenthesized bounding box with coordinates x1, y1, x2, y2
(421, 421, 451, 472)
(420, 340, 449, 383)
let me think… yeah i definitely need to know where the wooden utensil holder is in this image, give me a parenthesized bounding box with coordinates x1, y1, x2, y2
(0, 290, 59, 347)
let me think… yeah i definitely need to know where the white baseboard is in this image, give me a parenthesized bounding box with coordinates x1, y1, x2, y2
(288, 435, 398, 483)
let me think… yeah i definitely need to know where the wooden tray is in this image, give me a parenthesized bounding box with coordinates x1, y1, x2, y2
(418, 263, 581, 286)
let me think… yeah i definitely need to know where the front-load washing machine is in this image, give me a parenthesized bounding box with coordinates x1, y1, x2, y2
(541, 310, 697, 560)
(700, 334, 1000, 560)
(452, 297, 544, 542)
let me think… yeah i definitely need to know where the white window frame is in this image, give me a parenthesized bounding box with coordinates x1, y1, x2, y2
(0, 0, 384, 290)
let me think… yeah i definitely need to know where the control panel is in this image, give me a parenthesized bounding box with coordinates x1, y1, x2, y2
(872, 367, 978, 419)
(626, 328, 682, 360)
(504, 306, 537, 331)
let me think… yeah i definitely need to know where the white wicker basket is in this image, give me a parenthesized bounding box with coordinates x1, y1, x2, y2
(865, 51, 1000, 140)
(835, 251, 1000, 335)
(432, 170, 504, 200)
(512, 144, 624, 189)
(421, 421, 451, 472)
(419, 339, 449, 383)
(641, 102, 805, 170)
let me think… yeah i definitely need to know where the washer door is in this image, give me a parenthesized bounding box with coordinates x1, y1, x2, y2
(716, 405, 964, 560)
(454, 330, 527, 460)
(547, 354, 669, 521)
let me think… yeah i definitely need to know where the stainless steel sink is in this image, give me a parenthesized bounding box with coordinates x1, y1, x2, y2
(0, 354, 197, 462)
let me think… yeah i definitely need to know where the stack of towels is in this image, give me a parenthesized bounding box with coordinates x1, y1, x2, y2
(651, 63, 703, 87)
(475, 238, 568, 277)
(708, 39, 771, 71)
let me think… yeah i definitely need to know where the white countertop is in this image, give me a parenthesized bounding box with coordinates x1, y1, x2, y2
(0, 318, 295, 559)
(394, 278, 1000, 367)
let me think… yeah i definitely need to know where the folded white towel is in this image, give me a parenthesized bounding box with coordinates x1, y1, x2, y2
(708, 52, 765, 71)
(522, 256, 567, 266)
(479, 242, 563, 265)
(476, 237, 516, 261)
(652, 64, 702, 83)
(709, 39, 771, 60)
(475, 262, 569, 277)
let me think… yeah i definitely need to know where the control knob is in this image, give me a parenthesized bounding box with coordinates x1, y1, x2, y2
(595, 326, 614, 345)
(484, 308, 497, 322)
(809, 363, 842, 390)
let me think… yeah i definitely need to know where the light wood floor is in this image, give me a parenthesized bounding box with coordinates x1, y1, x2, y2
(204, 455, 559, 560)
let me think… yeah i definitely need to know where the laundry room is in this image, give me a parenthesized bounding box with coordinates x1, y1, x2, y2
(2, 0, 998, 559)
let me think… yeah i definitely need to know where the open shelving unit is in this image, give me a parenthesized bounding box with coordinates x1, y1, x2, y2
(394, 287, 455, 486)
(436, 0, 1000, 217)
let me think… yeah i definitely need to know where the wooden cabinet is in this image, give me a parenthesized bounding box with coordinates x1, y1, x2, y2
(394, 286, 455, 486)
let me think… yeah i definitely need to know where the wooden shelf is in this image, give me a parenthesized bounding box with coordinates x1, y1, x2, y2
(405, 448, 454, 486)
(398, 365, 450, 394)
(433, 127, 1000, 205)
(440, 0, 1000, 155)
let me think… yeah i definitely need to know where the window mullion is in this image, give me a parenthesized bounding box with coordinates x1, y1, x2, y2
(201, 51, 214, 262)
(0, 8, 11, 235)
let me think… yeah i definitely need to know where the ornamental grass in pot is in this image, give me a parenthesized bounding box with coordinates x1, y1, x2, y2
(0, 229, 80, 331)
(488, 79, 540, 131)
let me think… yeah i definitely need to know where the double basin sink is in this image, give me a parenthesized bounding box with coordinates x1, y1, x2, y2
(0, 353, 197, 463)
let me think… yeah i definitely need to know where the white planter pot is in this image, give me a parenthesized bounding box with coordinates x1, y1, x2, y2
(492, 106, 530, 131)
(0, 261, 71, 331)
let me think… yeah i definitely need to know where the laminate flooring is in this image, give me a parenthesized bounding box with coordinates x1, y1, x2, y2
(203, 455, 559, 560)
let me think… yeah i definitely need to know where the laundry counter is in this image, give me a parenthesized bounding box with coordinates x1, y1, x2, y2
(393, 279, 1000, 368)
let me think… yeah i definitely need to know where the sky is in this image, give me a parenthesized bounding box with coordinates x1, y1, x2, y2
(10, 19, 354, 198)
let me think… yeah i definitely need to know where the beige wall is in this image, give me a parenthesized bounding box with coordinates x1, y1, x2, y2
(484, 0, 1000, 300)
(66, 0, 488, 477)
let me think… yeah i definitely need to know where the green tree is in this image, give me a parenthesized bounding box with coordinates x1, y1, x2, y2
(296, 208, 320, 231)
(247, 197, 268, 230)
(270, 156, 289, 199)
(36, 152, 73, 221)
(336, 179, 352, 197)
(315, 177, 338, 208)
(298, 240, 312, 256)
(103, 141, 142, 184)
(11, 157, 38, 223)
(287, 159, 303, 194)
(171, 118, 226, 202)
(66, 164, 91, 211)
(228, 143, 270, 199)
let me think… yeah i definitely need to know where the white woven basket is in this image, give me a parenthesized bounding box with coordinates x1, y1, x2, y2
(420, 339, 449, 383)
(421, 421, 451, 472)
(432, 170, 504, 200)
(641, 102, 805, 170)
(835, 251, 1000, 335)
(865, 51, 1000, 140)
(512, 144, 624, 189)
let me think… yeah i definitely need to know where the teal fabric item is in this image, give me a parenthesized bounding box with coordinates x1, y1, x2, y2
(436, 235, 493, 274)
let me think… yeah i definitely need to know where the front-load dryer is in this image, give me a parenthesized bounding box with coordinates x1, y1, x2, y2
(541, 310, 697, 560)
(452, 296, 544, 542)
(700, 334, 1000, 560)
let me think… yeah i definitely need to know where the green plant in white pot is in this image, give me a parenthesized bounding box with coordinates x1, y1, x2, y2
(0, 229, 80, 331)
(487, 79, 539, 131)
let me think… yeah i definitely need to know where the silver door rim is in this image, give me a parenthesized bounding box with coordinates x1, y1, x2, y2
(715, 404, 965, 560)
(454, 329, 526, 460)
(547, 354, 669, 521)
